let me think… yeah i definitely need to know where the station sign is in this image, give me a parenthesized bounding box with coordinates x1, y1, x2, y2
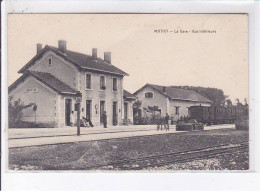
(26, 88, 39, 93)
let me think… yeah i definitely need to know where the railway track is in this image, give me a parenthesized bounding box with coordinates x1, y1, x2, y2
(86, 141, 248, 170)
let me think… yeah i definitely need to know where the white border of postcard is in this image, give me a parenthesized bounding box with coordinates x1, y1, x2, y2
(1, 0, 260, 191)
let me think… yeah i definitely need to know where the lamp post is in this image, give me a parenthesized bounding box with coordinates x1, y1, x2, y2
(76, 91, 82, 136)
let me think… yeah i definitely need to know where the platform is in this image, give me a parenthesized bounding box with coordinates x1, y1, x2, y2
(8, 124, 235, 148)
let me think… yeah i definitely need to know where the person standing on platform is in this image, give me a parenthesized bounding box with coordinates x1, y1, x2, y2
(157, 116, 163, 131)
(70, 111, 75, 127)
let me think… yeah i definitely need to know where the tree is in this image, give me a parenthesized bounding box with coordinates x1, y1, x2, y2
(244, 98, 248, 106)
(172, 86, 227, 106)
(8, 96, 34, 125)
(235, 98, 243, 107)
(148, 105, 159, 113)
(146, 106, 160, 117)
(133, 100, 142, 123)
(225, 99, 233, 107)
(133, 100, 142, 110)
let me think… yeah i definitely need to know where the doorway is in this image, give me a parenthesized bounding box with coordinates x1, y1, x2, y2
(100, 101, 105, 124)
(86, 100, 92, 121)
(113, 101, 118, 126)
(65, 99, 72, 126)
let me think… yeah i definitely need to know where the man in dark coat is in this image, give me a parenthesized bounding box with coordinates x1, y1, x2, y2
(157, 116, 163, 131)
(102, 111, 107, 128)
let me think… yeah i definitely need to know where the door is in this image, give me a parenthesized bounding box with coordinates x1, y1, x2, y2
(124, 102, 128, 120)
(65, 99, 72, 126)
(113, 101, 118, 125)
(100, 101, 105, 124)
(86, 100, 92, 120)
(138, 109, 142, 118)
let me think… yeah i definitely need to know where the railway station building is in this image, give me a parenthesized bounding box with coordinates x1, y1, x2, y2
(134, 84, 212, 121)
(8, 40, 134, 127)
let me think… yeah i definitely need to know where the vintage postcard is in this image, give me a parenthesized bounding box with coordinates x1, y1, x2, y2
(6, 13, 249, 172)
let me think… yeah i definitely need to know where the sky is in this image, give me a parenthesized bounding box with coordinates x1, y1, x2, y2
(8, 14, 248, 103)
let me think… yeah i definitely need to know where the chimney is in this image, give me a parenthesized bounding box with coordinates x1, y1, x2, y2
(104, 52, 111, 64)
(36, 43, 42, 54)
(163, 86, 166, 93)
(58, 40, 67, 52)
(92, 48, 97, 59)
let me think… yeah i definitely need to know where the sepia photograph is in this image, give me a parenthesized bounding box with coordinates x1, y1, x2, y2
(6, 13, 249, 172)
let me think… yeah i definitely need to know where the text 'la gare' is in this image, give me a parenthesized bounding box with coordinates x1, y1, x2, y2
(154, 29, 191, 33)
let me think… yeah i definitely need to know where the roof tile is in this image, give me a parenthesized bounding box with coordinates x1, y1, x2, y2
(19, 45, 128, 76)
(9, 70, 78, 95)
(123, 90, 136, 99)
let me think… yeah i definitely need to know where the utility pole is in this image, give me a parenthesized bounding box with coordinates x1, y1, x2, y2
(77, 102, 81, 136)
(34, 92, 36, 124)
(76, 91, 82, 136)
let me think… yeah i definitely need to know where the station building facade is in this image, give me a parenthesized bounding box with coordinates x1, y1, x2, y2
(134, 84, 212, 121)
(9, 40, 134, 127)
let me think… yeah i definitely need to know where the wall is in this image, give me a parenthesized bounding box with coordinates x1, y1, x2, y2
(9, 76, 58, 126)
(135, 86, 167, 117)
(29, 51, 78, 89)
(78, 70, 124, 126)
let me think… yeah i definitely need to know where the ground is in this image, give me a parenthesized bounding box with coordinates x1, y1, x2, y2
(9, 128, 249, 171)
(145, 152, 249, 171)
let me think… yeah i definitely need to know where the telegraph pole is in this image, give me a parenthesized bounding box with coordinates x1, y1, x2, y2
(76, 92, 82, 136)
(34, 92, 36, 124)
(77, 103, 81, 136)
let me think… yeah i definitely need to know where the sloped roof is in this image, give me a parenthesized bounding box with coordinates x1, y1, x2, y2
(18, 45, 128, 76)
(134, 83, 212, 103)
(123, 90, 136, 99)
(9, 71, 78, 95)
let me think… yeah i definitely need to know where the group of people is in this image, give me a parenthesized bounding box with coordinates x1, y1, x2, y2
(157, 113, 170, 131)
(70, 111, 108, 128)
(70, 111, 170, 130)
(80, 116, 94, 127)
(70, 111, 94, 128)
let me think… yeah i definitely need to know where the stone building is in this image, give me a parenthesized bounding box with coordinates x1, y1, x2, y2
(9, 40, 133, 127)
(134, 84, 212, 121)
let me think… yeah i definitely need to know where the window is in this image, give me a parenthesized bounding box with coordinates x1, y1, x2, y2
(175, 107, 179, 115)
(48, 57, 52, 65)
(100, 75, 106, 90)
(145, 92, 153, 98)
(113, 78, 117, 91)
(86, 73, 91, 89)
